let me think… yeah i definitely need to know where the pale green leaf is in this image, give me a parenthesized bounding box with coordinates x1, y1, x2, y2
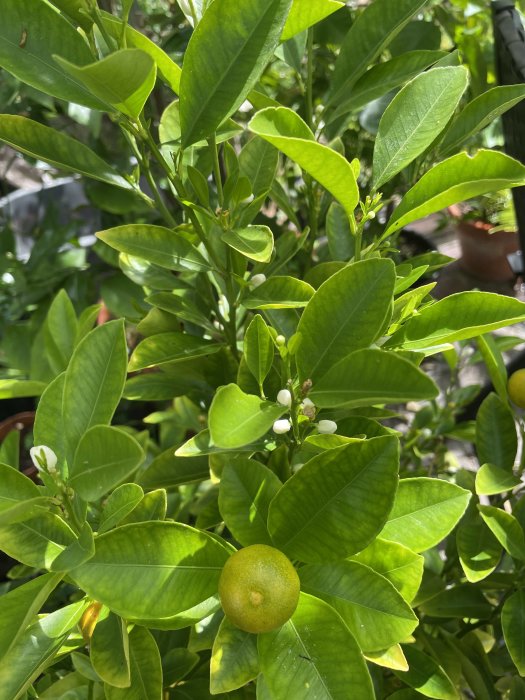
(478, 505, 525, 561)
(222, 225, 274, 262)
(242, 276, 314, 309)
(281, 0, 343, 41)
(210, 617, 258, 694)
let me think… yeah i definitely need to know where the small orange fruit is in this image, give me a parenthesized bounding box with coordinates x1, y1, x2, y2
(218, 544, 300, 634)
(508, 369, 525, 409)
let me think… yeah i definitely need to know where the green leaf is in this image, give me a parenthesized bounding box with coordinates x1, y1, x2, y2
(383, 150, 525, 237)
(210, 617, 258, 694)
(242, 275, 314, 309)
(137, 450, 209, 490)
(502, 590, 525, 675)
(0, 511, 76, 569)
(243, 315, 274, 390)
(476, 334, 509, 401)
(0, 379, 46, 399)
(0, 600, 88, 700)
(98, 484, 144, 534)
(33, 373, 66, 463)
(476, 393, 517, 472)
(44, 290, 78, 375)
(249, 106, 359, 219)
(104, 627, 162, 700)
(258, 592, 375, 699)
(63, 320, 127, 459)
(476, 463, 520, 496)
(372, 67, 468, 189)
(0, 115, 131, 189)
(300, 560, 417, 652)
(281, 0, 343, 40)
(128, 332, 221, 372)
(329, 50, 446, 121)
(296, 258, 395, 382)
(239, 136, 279, 195)
(50, 521, 95, 572)
(392, 292, 525, 351)
(268, 436, 399, 562)
(91, 613, 130, 688)
(478, 505, 525, 561)
(0, 0, 107, 109)
(326, 202, 354, 261)
(69, 426, 144, 501)
(222, 225, 274, 262)
(327, 0, 430, 108)
(175, 428, 269, 457)
(0, 572, 62, 664)
(102, 11, 182, 94)
(420, 584, 492, 619)
(180, 0, 292, 146)
(97, 224, 212, 273)
(54, 49, 156, 119)
(394, 646, 459, 700)
(438, 84, 525, 156)
(309, 348, 438, 408)
(0, 431, 19, 470)
(219, 459, 282, 546)
(457, 514, 501, 583)
(208, 384, 285, 449)
(379, 478, 471, 553)
(72, 522, 229, 622)
(350, 538, 424, 603)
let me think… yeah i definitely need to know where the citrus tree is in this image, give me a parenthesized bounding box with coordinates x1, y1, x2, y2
(3, 0, 525, 698)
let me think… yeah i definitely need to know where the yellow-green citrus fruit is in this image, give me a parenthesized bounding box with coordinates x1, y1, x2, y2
(508, 369, 525, 408)
(218, 544, 300, 634)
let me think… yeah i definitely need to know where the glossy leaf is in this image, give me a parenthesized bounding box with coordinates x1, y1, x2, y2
(239, 136, 279, 195)
(309, 348, 438, 408)
(97, 224, 212, 272)
(63, 320, 127, 459)
(300, 560, 418, 652)
(0, 572, 62, 664)
(281, 0, 343, 40)
(296, 258, 395, 381)
(44, 289, 78, 375)
(380, 478, 471, 552)
(328, 0, 430, 108)
(33, 373, 66, 462)
(478, 505, 525, 561)
(175, 428, 269, 457)
(0, 379, 46, 399)
(243, 315, 274, 390)
(219, 458, 282, 546)
(476, 333, 509, 401)
(128, 332, 222, 371)
(137, 450, 209, 490)
(250, 106, 359, 218)
(258, 592, 375, 699)
(55, 49, 156, 119)
(326, 202, 354, 261)
(329, 50, 446, 121)
(476, 393, 517, 472)
(457, 515, 501, 583)
(438, 84, 525, 156)
(242, 275, 314, 309)
(394, 646, 459, 700)
(350, 537, 424, 603)
(104, 627, 162, 700)
(0, 0, 106, 109)
(268, 436, 399, 562)
(420, 584, 492, 619)
(98, 484, 144, 534)
(71, 522, 230, 621)
(383, 150, 525, 237)
(49, 521, 95, 572)
(476, 463, 520, 496)
(180, 0, 292, 146)
(222, 225, 274, 262)
(502, 590, 525, 675)
(392, 292, 525, 351)
(91, 613, 130, 688)
(210, 617, 258, 694)
(0, 601, 88, 700)
(208, 384, 286, 449)
(69, 426, 145, 501)
(372, 67, 468, 189)
(0, 512, 76, 569)
(0, 115, 132, 189)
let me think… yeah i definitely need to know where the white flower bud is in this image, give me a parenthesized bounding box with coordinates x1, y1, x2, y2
(277, 389, 292, 408)
(301, 397, 316, 419)
(275, 335, 286, 346)
(30, 445, 58, 474)
(317, 419, 337, 434)
(273, 419, 291, 435)
(302, 398, 315, 410)
(250, 273, 266, 288)
(368, 210, 376, 220)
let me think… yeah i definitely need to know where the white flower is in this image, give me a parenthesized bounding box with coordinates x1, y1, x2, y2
(301, 397, 316, 419)
(30, 445, 58, 474)
(250, 273, 266, 288)
(302, 398, 315, 410)
(277, 389, 292, 408)
(273, 419, 291, 434)
(317, 420, 337, 434)
(275, 335, 286, 346)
